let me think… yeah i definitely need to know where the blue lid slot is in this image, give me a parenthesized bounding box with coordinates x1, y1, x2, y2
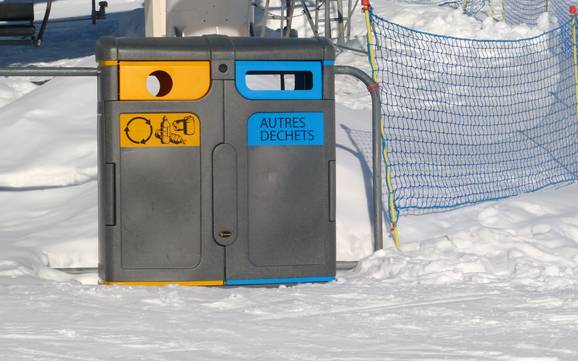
(235, 61, 323, 100)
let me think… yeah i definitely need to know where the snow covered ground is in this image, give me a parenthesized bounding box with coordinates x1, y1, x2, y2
(1, 1, 577, 360)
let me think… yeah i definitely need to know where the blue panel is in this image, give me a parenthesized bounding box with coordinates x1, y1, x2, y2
(226, 277, 335, 286)
(235, 61, 323, 100)
(247, 112, 324, 147)
(323, 60, 335, 66)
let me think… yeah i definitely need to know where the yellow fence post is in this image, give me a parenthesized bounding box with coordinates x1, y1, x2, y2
(570, 5, 578, 118)
(362, 0, 401, 248)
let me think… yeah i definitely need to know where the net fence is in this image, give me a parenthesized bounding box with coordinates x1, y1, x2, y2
(502, 0, 572, 25)
(396, 0, 573, 26)
(352, 11, 578, 219)
(396, 0, 487, 15)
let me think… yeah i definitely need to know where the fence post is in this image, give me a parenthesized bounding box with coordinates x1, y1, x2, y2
(570, 5, 578, 118)
(362, 0, 401, 248)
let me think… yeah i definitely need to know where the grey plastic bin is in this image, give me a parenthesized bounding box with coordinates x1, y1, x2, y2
(97, 35, 336, 286)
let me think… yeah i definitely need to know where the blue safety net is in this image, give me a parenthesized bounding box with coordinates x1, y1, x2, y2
(360, 12, 578, 216)
(551, 0, 577, 21)
(501, 0, 575, 25)
(396, 0, 573, 27)
(503, 0, 548, 25)
(398, 0, 487, 14)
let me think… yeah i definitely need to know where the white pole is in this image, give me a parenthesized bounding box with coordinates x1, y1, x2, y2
(145, 0, 167, 37)
(166, 0, 251, 37)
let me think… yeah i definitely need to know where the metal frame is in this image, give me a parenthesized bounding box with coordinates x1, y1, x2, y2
(0, 67, 99, 77)
(0, 64, 384, 273)
(258, 0, 358, 44)
(334, 65, 384, 270)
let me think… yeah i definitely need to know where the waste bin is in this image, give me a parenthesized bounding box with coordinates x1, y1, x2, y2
(97, 35, 336, 286)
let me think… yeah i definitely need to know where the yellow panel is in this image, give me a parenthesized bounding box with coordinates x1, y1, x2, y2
(103, 280, 224, 287)
(119, 61, 211, 101)
(120, 113, 200, 148)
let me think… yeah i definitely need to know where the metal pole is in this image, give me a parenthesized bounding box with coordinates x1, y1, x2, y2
(315, 0, 320, 34)
(345, 0, 360, 41)
(36, 0, 53, 46)
(346, 0, 353, 41)
(334, 65, 384, 258)
(301, 0, 319, 37)
(261, 0, 270, 37)
(286, 0, 296, 37)
(324, 0, 332, 38)
(280, 0, 285, 38)
(92, 0, 96, 24)
(0, 67, 100, 77)
(336, 0, 345, 45)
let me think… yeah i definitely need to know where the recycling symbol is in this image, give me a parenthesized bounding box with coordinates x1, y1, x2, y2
(124, 116, 153, 144)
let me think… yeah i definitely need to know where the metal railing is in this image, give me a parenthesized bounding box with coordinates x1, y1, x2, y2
(0, 64, 384, 272)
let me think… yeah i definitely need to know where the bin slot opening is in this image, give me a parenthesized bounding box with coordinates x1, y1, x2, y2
(245, 71, 313, 91)
(235, 61, 322, 100)
(146, 70, 173, 97)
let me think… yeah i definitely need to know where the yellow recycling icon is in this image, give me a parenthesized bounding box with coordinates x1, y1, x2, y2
(155, 115, 197, 145)
(120, 113, 201, 148)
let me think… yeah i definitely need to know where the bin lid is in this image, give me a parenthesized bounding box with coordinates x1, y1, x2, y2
(96, 35, 335, 62)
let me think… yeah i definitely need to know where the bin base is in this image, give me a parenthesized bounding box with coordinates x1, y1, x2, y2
(101, 278, 335, 287)
(225, 277, 335, 286)
(102, 280, 224, 287)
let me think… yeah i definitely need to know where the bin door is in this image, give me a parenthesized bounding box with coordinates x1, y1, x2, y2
(99, 56, 227, 284)
(119, 113, 203, 270)
(222, 62, 336, 285)
(104, 96, 227, 283)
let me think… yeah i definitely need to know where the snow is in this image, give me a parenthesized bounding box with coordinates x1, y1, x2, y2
(1, 280, 577, 360)
(1, 1, 578, 360)
(0, 70, 97, 189)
